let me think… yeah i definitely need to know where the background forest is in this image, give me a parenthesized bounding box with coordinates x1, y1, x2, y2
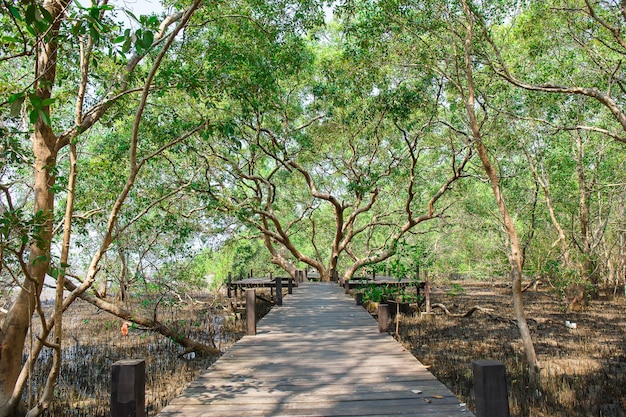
(1, 0, 626, 415)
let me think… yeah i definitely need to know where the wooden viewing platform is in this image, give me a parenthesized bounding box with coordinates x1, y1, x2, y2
(158, 283, 474, 417)
(228, 274, 421, 298)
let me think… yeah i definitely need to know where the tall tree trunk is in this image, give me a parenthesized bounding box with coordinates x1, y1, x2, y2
(460, 0, 539, 382)
(0, 0, 63, 410)
(575, 132, 595, 282)
(570, 131, 596, 309)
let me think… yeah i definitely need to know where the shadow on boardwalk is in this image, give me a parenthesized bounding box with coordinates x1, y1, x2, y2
(158, 283, 473, 417)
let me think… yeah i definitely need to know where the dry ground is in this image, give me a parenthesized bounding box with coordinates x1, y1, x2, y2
(396, 281, 626, 417)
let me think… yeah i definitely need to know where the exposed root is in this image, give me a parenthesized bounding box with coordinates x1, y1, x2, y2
(522, 279, 543, 293)
(431, 303, 494, 317)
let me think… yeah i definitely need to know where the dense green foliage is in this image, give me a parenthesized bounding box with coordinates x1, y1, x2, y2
(2, 0, 625, 301)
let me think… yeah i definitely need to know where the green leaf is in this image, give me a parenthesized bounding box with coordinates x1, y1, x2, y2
(28, 93, 42, 109)
(8, 93, 24, 103)
(143, 30, 154, 48)
(39, 6, 53, 24)
(25, 5, 36, 24)
(34, 6, 43, 22)
(122, 37, 131, 53)
(8, 5, 22, 20)
(29, 109, 39, 124)
(124, 9, 140, 24)
(2, 35, 22, 44)
(10, 96, 25, 117)
(38, 110, 51, 126)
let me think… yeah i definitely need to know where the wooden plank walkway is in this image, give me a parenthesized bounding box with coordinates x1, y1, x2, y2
(158, 283, 474, 417)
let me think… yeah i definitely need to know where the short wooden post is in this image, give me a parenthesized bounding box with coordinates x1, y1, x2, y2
(246, 289, 256, 336)
(237, 273, 243, 297)
(378, 304, 389, 333)
(355, 292, 363, 306)
(288, 276, 293, 294)
(472, 360, 510, 417)
(372, 270, 376, 280)
(344, 280, 350, 294)
(424, 270, 431, 313)
(111, 359, 145, 417)
(276, 275, 283, 306)
(227, 272, 232, 298)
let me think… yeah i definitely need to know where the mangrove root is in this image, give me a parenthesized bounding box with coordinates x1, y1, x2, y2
(431, 303, 494, 318)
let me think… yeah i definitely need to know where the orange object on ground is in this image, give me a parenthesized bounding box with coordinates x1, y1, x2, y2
(121, 322, 129, 336)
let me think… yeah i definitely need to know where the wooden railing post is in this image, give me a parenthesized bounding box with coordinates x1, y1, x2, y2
(472, 360, 510, 417)
(227, 272, 232, 298)
(276, 274, 283, 306)
(246, 289, 256, 336)
(111, 359, 145, 417)
(344, 280, 350, 294)
(288, 276, 293, 294)
(378, 304, 389, 333)
(355, 292, 363, 306)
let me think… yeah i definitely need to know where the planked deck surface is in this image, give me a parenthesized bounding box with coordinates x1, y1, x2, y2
(158, 283, 474, 417)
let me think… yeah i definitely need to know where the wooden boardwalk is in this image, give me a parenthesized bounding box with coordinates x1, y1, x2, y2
(158, 283, 474, 417)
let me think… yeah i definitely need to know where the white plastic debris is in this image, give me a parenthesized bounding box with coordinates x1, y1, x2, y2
(565, 320, 577, 329)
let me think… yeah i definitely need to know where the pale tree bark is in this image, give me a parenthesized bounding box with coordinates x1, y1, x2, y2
(524, 150, 571, 267)
(460, 0, 539, 382)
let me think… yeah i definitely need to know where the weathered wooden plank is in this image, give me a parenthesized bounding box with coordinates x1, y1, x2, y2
(160, 399, 471, 417)
(158, 283, 473, 417)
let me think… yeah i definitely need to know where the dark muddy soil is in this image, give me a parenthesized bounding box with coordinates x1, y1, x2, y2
(395, 282, 626, 417)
